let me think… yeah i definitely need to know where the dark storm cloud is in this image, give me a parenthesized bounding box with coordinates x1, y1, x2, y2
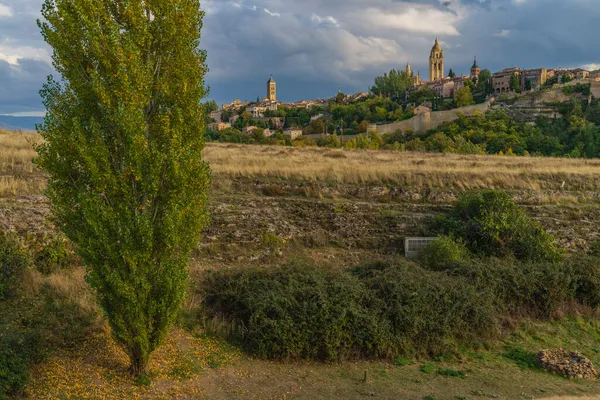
(0, 0, 598, 112)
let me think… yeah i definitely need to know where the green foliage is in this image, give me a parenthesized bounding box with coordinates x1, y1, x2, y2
(434, 190, 563, 262)
(343, 131, 383, 150)
(317, 134, 341, 148)
(202, 261, 497, 361)
(420, 364, 436, 374)
(202, 263, 381, 361)
(420, 236, 470, 271)
(437, 368, 465, 378)
(371, 69, 414, 100)
(502, 345, 539, 370)
(0, 231, 32, 300)
(36, 0, 210, 375)
(392, 356, 413, 367)
(0, 335, 29, 399)
(454, 86, 475, 108)
(562, 83, 591, 96)
(34, 235, 76, 275)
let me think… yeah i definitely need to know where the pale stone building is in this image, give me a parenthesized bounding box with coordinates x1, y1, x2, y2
(429, 38, 444, 82)
(267, 75, 277, 102)
(521, 68, 547, 89)
(492, 67, 520, 94)
(283, 128, 303, 140)
(208, 122, 231, 132)
(406, 62, 423, 86)
(470, 57, 480, 80)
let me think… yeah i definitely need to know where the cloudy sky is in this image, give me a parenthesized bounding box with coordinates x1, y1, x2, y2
(0, 0, 599, 115)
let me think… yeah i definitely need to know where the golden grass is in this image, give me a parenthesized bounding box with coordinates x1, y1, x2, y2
(206, 143, 600, 192)
(4, 129, 600, 196)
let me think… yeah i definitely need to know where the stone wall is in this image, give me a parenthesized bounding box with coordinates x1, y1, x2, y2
(375, 100, 494, 135)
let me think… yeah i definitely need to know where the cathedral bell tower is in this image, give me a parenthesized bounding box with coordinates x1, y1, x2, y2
(429, 38, 444, 82)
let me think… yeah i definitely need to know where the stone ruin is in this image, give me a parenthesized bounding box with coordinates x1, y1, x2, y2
(537, 349, 598, 380)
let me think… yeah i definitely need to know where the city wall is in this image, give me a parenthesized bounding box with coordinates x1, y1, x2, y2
(375, 100, 494, 135)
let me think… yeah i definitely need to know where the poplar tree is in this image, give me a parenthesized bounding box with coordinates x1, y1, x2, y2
(35, 0, 210, 376)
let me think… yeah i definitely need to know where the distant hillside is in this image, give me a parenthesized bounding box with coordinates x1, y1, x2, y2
(0, 116, 44, 131)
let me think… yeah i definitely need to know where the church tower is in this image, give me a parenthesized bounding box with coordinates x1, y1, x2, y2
(406, 62, 412, 77)
(429, 38, 444, 82)
(470, 56, 481, 80)
(266, 74, 277, 102)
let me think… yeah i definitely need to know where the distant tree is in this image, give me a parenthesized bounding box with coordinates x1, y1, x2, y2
(36, 0, 210, 376)
(509, 74, 521, 92)
(562, 74, 573, 84)
(525, 79, 532, 91)
(448, 69, 456, 79)
(221, 109, 233, 123)
(454, 86, 475, 108)
(464, 80, 475, 90)
(476, 69, 492, 94)
(203, 100, 218, 114)
(358, 120, 369, 133)
(371, 69, 414, 101)
(335, 91, 346, 104)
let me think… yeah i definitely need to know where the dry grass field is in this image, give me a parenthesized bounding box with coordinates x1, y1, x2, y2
(5, 129, 600, 198)
(3, 128, 600, 399)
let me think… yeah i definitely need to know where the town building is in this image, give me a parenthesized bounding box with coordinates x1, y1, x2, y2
(247, 105, 266, 119)
(590, 70, 600, 81)
(470, 57, 480, 80)
(406, 62, 423, 86)
(208, 122, 231, 132)
(267, 74, 277, 102)
(283, 128, 302, 140)
(521, 68, 547, 90)
(492, 67, 520, 94)
(429, 38, 445, 82)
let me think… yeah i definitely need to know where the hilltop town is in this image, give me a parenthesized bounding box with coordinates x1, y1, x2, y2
(207, 38, 600, 142)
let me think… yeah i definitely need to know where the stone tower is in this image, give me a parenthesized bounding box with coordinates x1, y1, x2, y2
(429, 38, 444, 82)
(470, 56, 481, 80)
(406, 62, 411, 76)
(266, 74, 277, 102)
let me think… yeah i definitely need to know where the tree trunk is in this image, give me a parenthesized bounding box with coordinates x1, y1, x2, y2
(129, 353, 149, 377)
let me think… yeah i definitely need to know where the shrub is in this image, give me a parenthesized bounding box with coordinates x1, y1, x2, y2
(0, 335, 29, 400)
(202, 263, 382, 361)
(450, 258, 573, 317)
(0, 232, 32, 300)
(202, 261, 497, 361)
(34, 235, 76, 275)
(420, 236, 470, 271)
(355, 262, 497, 356)
(434, 190, 562, 262)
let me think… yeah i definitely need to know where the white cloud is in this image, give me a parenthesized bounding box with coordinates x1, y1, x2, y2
(311, 14, 340, 27)
(347, 7, 461, 35)
(1, 111, 46, 117)
(582, 63, 600, 71)
(0, 4, 12, 17)
(0, 41, 51, 66)
(264, 8, 280, 17)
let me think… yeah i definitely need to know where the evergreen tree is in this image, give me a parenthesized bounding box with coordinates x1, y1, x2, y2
(448, 69, 456, 79)
(36, 0, 210, 376)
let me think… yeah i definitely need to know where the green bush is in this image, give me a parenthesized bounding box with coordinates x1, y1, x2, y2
(355, 262, 497, 356)
(0, 232, 32, 300)
(202, 263, 382, 361)
(420, 236, 470, 271)
(433, 190, 562, 262)
(202, 261, 497, 360)
(34, 235, 76, 275)
(0, 335, 29, 400)
(450, 258, 573, 317)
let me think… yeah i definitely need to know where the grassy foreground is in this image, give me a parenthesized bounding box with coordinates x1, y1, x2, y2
(2, 129, 600, 399)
